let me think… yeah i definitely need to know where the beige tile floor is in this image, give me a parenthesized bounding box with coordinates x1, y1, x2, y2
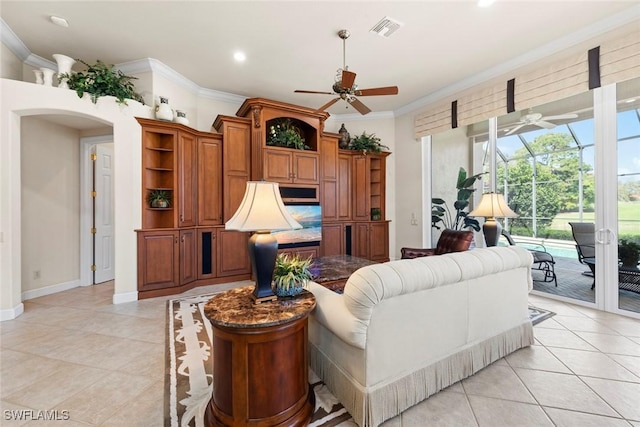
(1, 282, 639, 426)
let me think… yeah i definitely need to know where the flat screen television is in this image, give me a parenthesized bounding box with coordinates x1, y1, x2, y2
(272, 203, 322, 248)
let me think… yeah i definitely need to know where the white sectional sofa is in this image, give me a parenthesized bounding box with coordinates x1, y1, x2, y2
(306, 246, 534, 427)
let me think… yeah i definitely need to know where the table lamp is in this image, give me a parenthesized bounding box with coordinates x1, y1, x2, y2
(225, 181, 301, 303)
(468, 192, 518, 247)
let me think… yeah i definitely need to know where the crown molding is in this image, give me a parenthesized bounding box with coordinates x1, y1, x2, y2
(394, 4, 640, 118)
(1, 18, 57, 69)
(326, 110, 395, 123)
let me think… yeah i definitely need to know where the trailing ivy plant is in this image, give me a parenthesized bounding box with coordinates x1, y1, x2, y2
(349, 131, 388, 153)
(61, 59, 145, 105)
(267, 119, 309, 150)
(431, 167, 484, 231)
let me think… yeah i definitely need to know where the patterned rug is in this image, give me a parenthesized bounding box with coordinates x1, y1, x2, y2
(165, 293, 554, 427)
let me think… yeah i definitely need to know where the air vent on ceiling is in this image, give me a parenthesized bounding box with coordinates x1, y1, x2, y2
(370, 16, 403, 38)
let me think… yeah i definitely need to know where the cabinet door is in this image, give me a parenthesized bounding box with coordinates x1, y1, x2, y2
(321, 223, 345, 257)
(223, 120, 251, 221)
(197, 228, 217, 280)
(369, 222, 389, 262)
(263, 150, 293, 183)
(178, 131, 197, 227)
(338, 154, 352, 221)
(292, 152, 319, 184)
(180, 229, 197, 285)
(198, 137, 223, 225)
(353, 223, 370, 260)
(137, 230, 179, 291)
(217, 229, 251, 277)
(352, 155, 370, 221)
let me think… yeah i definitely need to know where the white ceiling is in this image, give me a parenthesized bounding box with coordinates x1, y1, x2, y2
(2, 1, 639, 117)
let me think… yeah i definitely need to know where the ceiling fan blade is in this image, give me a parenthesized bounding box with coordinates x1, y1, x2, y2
(540, 113, 578, 121)
(294, 89, 334, 95)
(317, 98, 340, 111)
(354, 86, 399, 96)
(536, 120, 557, 129)
(341, 70, 356, 90)
(505, 124, 525, 136)
(348, 97, 371, 115)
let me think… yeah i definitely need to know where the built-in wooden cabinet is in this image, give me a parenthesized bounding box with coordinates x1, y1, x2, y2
(278, 246, 320, 260)
(137, 99, 391, 299)
(136, 118, 251, 299)
(177, 131, 197, 227)
(197, 136, 223, 225)
(137, 230, 179, 291)
(354, 221, 390, 263)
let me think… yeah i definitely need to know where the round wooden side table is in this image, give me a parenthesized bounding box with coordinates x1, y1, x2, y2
(203, 286, 316, 426)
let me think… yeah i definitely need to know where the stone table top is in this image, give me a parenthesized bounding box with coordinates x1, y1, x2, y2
(310, 254, 378, 283)
(204, 286, 316, 329)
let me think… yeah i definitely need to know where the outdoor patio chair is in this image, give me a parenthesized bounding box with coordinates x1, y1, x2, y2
(501, 230, 557, 286)
(569, 222, 596, 279)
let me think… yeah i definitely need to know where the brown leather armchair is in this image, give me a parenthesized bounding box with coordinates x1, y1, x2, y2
(401, 229, 474, 259)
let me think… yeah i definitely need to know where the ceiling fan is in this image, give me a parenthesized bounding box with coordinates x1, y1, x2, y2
(294, 29, 398, 115)
(504, 109, 578, 135)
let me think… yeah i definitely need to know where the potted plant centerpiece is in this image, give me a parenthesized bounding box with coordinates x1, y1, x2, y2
(619, 238, 640, 268)
(272, 253, 313, 297)
(267, 118, 309, 150)
(147, 190, 172, 208)
(61, 59, 145, 105)
(348, 131, 388, 154)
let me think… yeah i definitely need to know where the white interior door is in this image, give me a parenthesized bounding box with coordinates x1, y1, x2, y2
(94, 143, 115, 283)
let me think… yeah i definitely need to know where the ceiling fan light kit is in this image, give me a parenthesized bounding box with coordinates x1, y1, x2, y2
(294, 29, 398, 115)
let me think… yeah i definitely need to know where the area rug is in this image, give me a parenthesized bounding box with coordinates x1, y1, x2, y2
(165, 293, 554, 427)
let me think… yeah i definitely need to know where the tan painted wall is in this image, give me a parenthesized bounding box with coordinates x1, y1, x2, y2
(21, 117, 80, 292)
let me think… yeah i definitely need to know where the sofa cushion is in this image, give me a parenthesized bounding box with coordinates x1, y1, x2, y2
(343, 246, 533, 327)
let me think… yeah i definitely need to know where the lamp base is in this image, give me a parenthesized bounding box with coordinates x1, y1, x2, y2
(482, 217, 502, 247)
(248, 231, 278, 304)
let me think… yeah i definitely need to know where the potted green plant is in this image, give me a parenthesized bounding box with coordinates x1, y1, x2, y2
(349, 131, 388, 154)
(147, 189, 172, 208)
(267, 118, 309, 150)
(272, 253, 313, 297)
(60, 59, 146, 105)
(619, 238, 640, 268)
(371, 208, 382, 221)
(432, 167, 484, 231)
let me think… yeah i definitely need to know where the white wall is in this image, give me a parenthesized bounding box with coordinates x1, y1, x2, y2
(392, 112, 423, 257)
(21, 117, 80, 293)
(0, 78, 153, 320)
(1, 43, 22, 80)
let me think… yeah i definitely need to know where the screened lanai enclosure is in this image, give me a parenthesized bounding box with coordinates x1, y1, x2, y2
(472, 78, 640, 316)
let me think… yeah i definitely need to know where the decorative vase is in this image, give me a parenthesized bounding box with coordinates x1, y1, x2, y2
(174, 110, 189, 126)
(155, 97, 173, 121)
(338, 123, 350, 149)
(40, 68, 56, 87)
(52, 54, 76, 89)
(151, 199, 169, 208)
(33, 69, 44, 85)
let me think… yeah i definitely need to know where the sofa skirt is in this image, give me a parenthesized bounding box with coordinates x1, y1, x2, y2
(309, 321, 534, 427)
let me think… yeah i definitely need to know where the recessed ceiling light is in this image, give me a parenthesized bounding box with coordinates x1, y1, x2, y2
(50, 15, 69, 27)
(233, 51, 246, 62)
(478, 0, 496, 7)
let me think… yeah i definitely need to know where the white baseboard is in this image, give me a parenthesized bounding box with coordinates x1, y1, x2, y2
(22, 279, 81, 301)
(0, 303, 24, 321)
(113, 291, 138, 304)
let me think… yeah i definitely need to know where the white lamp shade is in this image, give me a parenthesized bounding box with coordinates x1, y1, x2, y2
(225, 181, 302, 232)
(469, 192, 518, 219)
